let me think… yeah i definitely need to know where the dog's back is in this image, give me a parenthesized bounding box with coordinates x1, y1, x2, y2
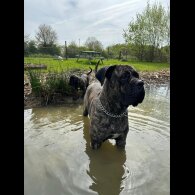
(83, 82, 102, 116)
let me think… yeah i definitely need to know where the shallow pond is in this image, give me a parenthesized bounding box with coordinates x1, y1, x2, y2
(24, 84, 170, 195)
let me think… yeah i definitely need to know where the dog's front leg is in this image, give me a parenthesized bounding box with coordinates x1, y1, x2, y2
(91, 139, 102, 149)
(89, 128, 103, 149)
(115, 131, 128, 149)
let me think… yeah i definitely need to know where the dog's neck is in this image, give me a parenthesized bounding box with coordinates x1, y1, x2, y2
(99, 81, 128, 114)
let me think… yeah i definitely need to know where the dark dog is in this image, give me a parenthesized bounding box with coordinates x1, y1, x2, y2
(83, 65, 145, 149)
(69, 67, 92, 100)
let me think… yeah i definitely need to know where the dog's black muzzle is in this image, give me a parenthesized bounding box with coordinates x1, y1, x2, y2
(123, 79, 145, 107)
(133, 79, 145, 106)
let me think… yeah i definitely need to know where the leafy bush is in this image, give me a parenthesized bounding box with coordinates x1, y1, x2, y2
(27, 70, 72, 105)
(28, 71, 42, 96)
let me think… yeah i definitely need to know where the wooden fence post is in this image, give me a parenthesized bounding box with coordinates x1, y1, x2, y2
(65, 41, 68, 60)
(107, 47, 109, 60)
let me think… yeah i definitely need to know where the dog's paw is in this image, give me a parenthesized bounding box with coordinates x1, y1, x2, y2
(83, 109, 88, 116)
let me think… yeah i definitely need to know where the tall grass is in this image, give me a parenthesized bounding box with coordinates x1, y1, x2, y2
(28, 70, 42, 96)
(27, 70, 72, 105)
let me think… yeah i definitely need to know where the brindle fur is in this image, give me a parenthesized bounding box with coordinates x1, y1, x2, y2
(83, 65, 145, 149)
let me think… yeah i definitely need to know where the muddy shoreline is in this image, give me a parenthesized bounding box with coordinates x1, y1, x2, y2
(24, 70, 169, 109)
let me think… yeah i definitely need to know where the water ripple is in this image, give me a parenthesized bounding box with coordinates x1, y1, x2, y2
(128, 111, 170, 138)
(24, 84, 170, 195)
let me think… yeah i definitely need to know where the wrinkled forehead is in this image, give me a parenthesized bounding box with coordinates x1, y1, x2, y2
(114, 65, 137, 76)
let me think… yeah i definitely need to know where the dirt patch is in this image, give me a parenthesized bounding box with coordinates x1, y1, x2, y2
(24, 64, 47, 70)
(140, 69, 170, 85)
(24, 69, 170, 109)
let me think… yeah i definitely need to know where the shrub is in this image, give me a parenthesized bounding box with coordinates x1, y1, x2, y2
(27, 70, 72, 105)
(28, 70, 42, 96)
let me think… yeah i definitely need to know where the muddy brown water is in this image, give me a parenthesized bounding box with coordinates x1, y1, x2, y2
(24, 84, 170, 195)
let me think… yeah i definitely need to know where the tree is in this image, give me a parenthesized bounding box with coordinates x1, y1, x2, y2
(35, 24, 57, 47)
(24, 34, 30, 56)
(144, 2, 169, 61)
(28, 40, 38, 54)
(106, 43, 131, 59)
(35, 24, 60, 55)
(85, 37, 103, 51)
(166, 7, 170, 47)
(38, 44, 61, 56)
(123, 14, 147, 61)
(123, 1, 169, 62)
(67, 41, 80, 58)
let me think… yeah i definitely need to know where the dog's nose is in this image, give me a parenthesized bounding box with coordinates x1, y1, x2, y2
(137, 80, 144, 88)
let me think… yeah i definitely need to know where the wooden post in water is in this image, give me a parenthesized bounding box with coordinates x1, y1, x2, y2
(65, 41, 68, 60)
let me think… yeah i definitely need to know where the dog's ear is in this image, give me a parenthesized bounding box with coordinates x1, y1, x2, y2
(95, 65, 116, 85)
(95, 66, 108, 85)
(105, 65, 116, 80)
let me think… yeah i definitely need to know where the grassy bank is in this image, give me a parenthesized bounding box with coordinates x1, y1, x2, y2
(24, 57, 169, 72)
(25, 70, 73, 106)
(24, 57, 169, 107)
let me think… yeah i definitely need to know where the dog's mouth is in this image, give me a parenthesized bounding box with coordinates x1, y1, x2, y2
(134, 88, 145, 106)
(132, 102, 138, 107)
(122, 87, 145, 107)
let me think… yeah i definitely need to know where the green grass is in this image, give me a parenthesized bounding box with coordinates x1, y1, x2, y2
(24, 57, 169, 72)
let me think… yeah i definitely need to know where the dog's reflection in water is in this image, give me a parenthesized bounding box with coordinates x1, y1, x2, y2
(82, 117, 127, 195)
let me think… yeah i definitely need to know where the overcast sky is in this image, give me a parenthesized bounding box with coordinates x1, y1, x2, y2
(24, 0, 169, 48)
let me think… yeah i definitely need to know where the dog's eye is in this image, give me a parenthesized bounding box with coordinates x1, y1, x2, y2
(120, 72, 130, 82)
(132, 71, 139, 78)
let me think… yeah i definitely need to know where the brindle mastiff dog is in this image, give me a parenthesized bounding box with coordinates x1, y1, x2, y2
(83, 65, 145, 149)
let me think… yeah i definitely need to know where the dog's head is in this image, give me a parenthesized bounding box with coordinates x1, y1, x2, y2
(95, 65, 145, 107)
(69, 75, 79, 89)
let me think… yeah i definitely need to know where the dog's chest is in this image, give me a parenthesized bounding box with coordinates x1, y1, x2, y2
(106, 120, 127, 137)
(111, 133, 121, 139)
